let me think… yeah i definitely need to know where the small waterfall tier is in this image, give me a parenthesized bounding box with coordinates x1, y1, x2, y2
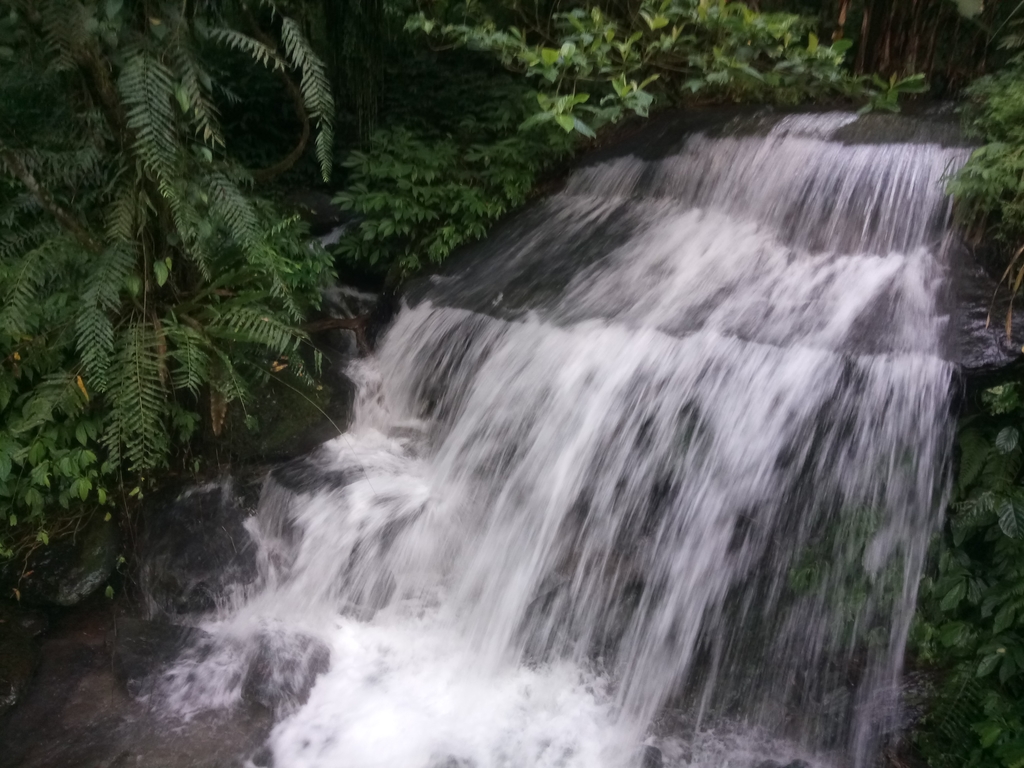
(159, 110, 970, 768)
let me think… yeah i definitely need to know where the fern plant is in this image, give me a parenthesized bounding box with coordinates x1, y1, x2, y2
(0, 0, 335, 556)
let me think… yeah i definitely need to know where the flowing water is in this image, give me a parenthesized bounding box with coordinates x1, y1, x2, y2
(159, 112, 969, 768)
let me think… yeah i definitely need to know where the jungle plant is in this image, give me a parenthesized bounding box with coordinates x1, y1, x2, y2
(913, 382, 1024, 768)
(407, 0, 877, 139)
(332, 69, 573, 281)
(0, 0, 335, 556)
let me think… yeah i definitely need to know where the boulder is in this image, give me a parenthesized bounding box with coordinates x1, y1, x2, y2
(641, 745, 664, 768)
(241, 631, 331, 715)
(108, 617, 206, 696)
(137, 478, 260, 618)
(1, 513, 119, 607)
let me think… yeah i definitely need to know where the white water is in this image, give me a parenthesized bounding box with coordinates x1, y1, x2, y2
(159, 113, 967, 768)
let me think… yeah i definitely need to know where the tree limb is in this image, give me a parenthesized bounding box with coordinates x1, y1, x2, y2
(242, 6, 312, 183)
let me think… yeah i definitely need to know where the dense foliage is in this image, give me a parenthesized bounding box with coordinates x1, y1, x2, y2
(331, 0, 917, 285)
(332, 68, 573, 281)
(913, 382, 1024, 768)
(407, 0, 904, 139)
(0, 1, 335, 558)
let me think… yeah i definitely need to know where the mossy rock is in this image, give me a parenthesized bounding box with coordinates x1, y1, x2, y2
(220, 373, 354, 465)
(0, 513, 119, 607)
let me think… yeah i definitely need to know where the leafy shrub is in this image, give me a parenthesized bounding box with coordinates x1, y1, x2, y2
(407, 0, 892, 138)
(913, 382, 1024, 768)
(0, 1, 334, 555)
(332, 71, 573, 280)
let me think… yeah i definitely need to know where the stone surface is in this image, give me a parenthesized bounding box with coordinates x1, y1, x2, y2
(241, 631, 331, 715)
(0, 598, 273, 768)
(949, 252, 1024, 376)
(0, 513, 119, 607)
(108, 617, 205, 697)
(641, 744, 664, 768)
(137, 478, 261, 618)
(0, 600, 45, 719)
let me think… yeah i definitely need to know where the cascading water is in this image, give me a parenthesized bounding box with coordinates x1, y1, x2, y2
(158, 111, 969, 768)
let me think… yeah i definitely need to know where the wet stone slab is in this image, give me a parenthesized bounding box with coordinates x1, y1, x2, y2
(0, 597, 272, 768)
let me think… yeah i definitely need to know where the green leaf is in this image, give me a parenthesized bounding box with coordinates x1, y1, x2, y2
(154, 259, 169, 287)
(541, 48, 561, 66)
(555, 114, 576, 132)
(941, 580, 967, 611)
(105, 585, 114, 599)
(174, 84, 190, 114)
(996, 426, 1019, 453)
(807, 32, 818, 54)
(978, 652, 1002, 677)
(976, 721, 1003, 748)
(998, 498, 1022, 538)
(105, 0, 123, 19)
(573, 118, 597, 138)
(994, 604, 1017, 634)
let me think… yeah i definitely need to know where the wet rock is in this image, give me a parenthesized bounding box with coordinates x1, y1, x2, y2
(283, 189, 352, 237)
(137, 479, 260, 618)
(250, 744, 275, 768)
(641, 745, 664, 768)
(950, 255, 1024, 375)
(108, 618, 206, 696)
(753, 761, 782, 768)
(783, 761, 810, 768)
(1, 513, 119, 607)
(0, 600, 45, 718)
(241, 632, 330, 714)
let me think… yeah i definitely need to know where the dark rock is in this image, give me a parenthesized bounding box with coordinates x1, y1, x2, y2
(107, 618, 205, 696)
(220, 369, 355, 465)
(241, 632, 330, 714)
(641, 745, 664, 768)
(1, 513, 119, 607)
(753, 761, 782, 768)
(0, 600, 44, 718)
(430, 757, 475, 768)
(782, 761, 811, 768)
(251, 744, 275, 768)
(137, 479, 260, 618)
(949, 254, 1024, 375)
(283, 190, 352, 237)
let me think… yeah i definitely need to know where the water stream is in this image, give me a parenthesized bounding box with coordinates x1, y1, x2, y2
(159, 112, 968, 768)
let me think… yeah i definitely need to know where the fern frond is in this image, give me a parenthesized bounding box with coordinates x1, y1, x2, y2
(39, 0, 88, 73)
(207, 170, 259, 252)
(172, 43, 225, 148)
(209, 27, 286, 72)
(0, 236, 78, 337)
(103, 321, 169, 471)
(209, 305, 304, 356)
(279, 17, 335, 181)
(104, 179, 142, 243)
(119, 50, 179, 183)
(163, 316, 211, 397)
(0, 222, 57, 260)
(76, 245, 135, 391)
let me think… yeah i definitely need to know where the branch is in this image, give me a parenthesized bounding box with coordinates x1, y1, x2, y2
(0, 146, 103, 253)
(251, 70, 311, 182)
(242, 6, 311, 183)
(301, 314, 370, 354)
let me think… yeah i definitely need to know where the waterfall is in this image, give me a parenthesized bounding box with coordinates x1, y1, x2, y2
(159, 111, 969, 768)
